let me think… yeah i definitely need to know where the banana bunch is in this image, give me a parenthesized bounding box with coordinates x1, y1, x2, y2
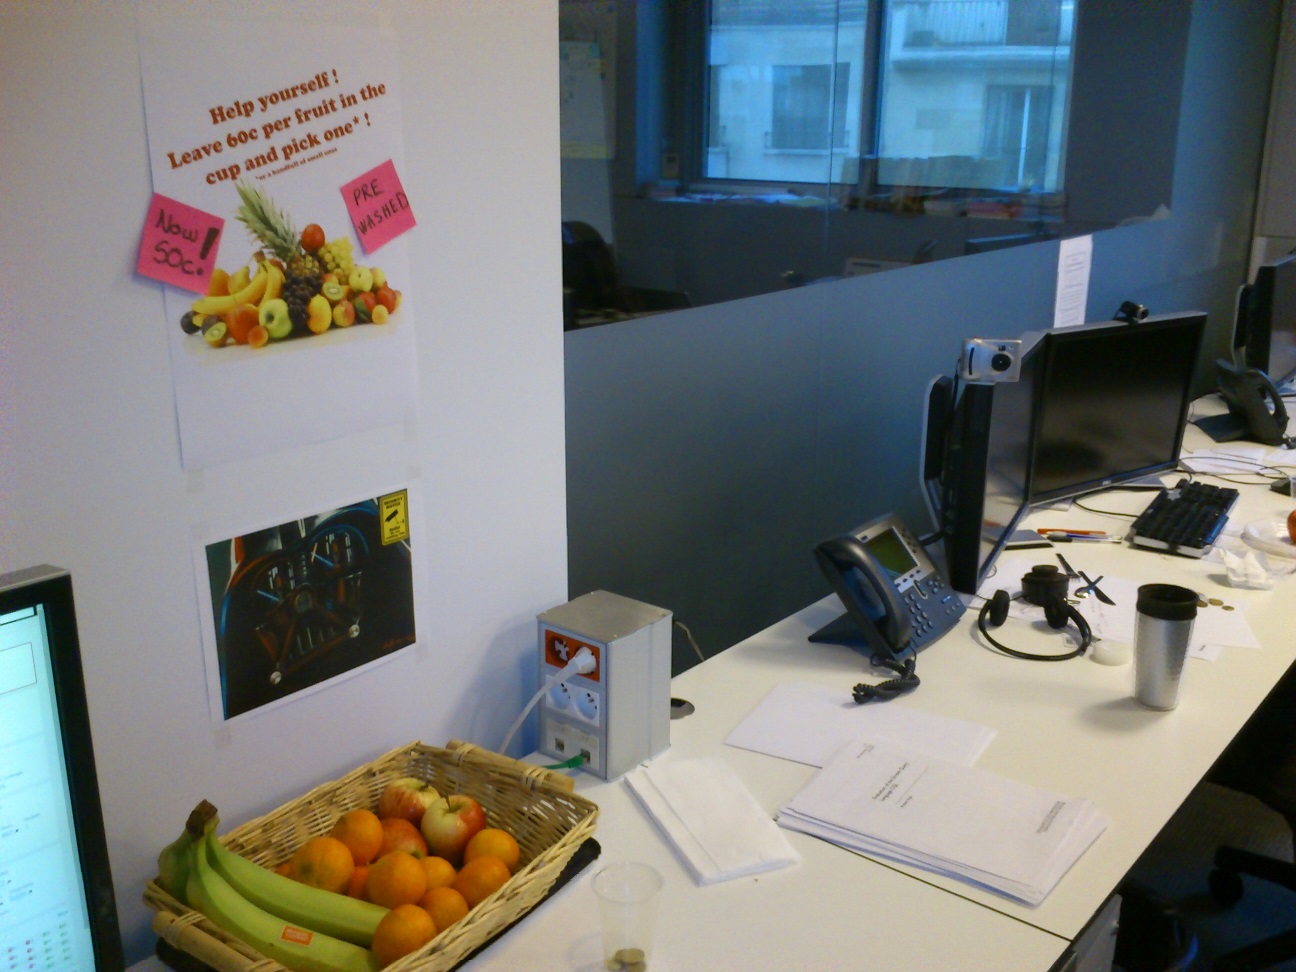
(188, 258, 285, 318)
(160, 802, 383, 972)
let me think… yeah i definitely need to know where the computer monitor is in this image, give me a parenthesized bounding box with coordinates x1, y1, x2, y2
(1243, 252, 1296, 388)
(1027, 313, 1206, 503)
(934, 339, 1042, 594)
(0, 565, 123, 971)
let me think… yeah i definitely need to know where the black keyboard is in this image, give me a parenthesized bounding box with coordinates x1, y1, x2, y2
(1128, 478, 1240, 558)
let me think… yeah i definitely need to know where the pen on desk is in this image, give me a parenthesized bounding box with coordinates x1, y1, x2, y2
(1035, 528, 1109, 537)
(1042, 532, 1120, 543)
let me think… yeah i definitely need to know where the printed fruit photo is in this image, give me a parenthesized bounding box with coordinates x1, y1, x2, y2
(178, 182, 401, 349)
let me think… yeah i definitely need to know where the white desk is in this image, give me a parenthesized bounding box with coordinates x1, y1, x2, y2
(453, 470, 1292, 967)
(132, 428, 1296, 972)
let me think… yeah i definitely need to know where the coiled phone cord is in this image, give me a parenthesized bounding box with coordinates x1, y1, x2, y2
(853, 654, 920, 703)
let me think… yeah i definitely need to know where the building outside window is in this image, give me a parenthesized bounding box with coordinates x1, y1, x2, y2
(701, 0, 1075, 196)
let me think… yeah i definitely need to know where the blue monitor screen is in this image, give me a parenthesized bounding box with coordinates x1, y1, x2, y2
(0, 566, 122, 972)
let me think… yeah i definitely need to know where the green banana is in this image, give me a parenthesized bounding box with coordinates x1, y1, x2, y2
(206, 830, 387, 947)
(186, 825, 381, 972)
(157, 800, 220, 903)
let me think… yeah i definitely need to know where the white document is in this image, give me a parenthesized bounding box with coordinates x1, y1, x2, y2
(724, 681, 995, 768)
(624, 755, 799, 885)
(779, 739, 1107, 905)
(1054, 235, 1093, 329)
(1181, 446, 1275, 475)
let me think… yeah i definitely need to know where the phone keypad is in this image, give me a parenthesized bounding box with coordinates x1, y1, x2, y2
(906, 576, 965, 644)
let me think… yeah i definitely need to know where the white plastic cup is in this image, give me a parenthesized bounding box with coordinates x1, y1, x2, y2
(592, 861, 663, 971)
(1133, 584, 1198, 709)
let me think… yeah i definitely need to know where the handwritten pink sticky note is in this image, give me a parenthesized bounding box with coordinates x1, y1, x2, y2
(341, 160, 416, 253)
(136, 194, 224, 293)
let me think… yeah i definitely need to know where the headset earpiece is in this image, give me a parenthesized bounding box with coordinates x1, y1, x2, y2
(1043, 596, 1069, 630)
(1021, 564, 1068, 606)
(988, 588, 1012, 626)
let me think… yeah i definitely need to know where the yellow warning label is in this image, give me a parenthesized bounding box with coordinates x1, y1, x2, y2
(378, 490, 410, 545)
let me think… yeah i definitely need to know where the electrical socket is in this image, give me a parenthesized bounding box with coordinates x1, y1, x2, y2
(547, 682, 572, 709)
(574, 688, 600, 725)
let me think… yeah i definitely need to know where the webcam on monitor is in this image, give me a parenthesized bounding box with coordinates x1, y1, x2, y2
(959, 338, 1023, 383)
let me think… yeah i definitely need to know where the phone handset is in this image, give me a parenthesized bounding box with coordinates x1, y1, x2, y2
(814, 534, 914, 658)
(811, 512, 967, 679)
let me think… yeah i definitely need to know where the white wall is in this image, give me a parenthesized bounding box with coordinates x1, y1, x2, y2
(0, 1, 566, 963)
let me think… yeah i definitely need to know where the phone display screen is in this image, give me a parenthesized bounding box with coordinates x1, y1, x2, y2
(865, 529, 918, 581)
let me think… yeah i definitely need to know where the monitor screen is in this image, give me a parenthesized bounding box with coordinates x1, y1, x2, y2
(1244, 252, 1296, 388)
(0, 566, 123, 972)
(1028, 314, 1205, 503)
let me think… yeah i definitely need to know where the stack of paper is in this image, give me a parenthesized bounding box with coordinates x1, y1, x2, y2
(625, 755, 800, 885)
(778, 739, 1106, 905)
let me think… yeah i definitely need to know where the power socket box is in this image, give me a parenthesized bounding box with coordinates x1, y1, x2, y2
(537, 590, 672, 779)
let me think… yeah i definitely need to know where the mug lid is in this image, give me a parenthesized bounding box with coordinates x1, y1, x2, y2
(1137, 583, 1199, 621)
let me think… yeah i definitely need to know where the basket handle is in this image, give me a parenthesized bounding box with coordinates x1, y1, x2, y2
(445, 739, 575, 792)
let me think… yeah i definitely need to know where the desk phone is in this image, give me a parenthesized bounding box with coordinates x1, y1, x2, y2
(812, 512, 966, 662)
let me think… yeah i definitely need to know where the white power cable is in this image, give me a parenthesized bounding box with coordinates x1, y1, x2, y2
(499, 647, 596, 756)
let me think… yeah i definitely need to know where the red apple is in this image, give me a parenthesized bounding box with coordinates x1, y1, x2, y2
(420, 794, 487, 866)
(376, 777, 441, 826)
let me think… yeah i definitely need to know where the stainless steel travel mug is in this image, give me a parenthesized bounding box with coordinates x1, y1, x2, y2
(1134, 584, 1198, 709)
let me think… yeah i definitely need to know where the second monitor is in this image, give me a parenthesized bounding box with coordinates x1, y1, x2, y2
(936, 312, 1207, 594)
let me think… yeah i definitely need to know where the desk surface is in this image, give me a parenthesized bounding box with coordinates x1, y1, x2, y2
(132, 425, 1296, 972)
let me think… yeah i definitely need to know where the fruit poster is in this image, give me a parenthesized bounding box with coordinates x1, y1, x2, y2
(196, 493, 417, 723)
(137, 14, 418, 469)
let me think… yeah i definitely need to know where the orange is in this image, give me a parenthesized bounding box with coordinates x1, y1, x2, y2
(453, 855, 511, 908)
(366, 851, 429, 909)
(419, 886, 468, 931)
(371, 903, 436, 967)
(346, 864, 369, 900)
(329, 808, 384, 866)
(288, 836, 354, 895)
(274, 860, 292, 878)
(463, 828, 520, 873)
(223, 303, 258, 345)
(420, 855, 457, 891)
(378, 817, 428, 859)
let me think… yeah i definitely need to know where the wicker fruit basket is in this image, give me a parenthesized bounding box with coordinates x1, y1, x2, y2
(144, 740, 599, 972)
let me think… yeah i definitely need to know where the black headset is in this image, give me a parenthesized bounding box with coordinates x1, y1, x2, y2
(977, 564, 1091, 661)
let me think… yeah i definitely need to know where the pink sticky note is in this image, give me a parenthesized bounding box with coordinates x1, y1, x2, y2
(341, 160, 416, 253)
(136, 194, 224, 293)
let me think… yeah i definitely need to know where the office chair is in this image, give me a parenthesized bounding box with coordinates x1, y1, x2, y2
(1204, 665, 1296, 971)
(560, 221, 691, 325)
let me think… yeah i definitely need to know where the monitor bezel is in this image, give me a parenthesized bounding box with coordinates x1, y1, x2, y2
(0, 565, 124, 971)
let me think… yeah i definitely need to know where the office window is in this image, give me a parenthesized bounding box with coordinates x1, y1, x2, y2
(770, 63, 852, 150)
(982, 84, 1053, 189)
(874, 0, 1073, 192)
(699, 0, 1075, 193)
(704, 0, 865, 183)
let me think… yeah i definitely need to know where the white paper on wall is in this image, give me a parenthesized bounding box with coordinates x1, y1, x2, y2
(137, 14, 418, 469)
